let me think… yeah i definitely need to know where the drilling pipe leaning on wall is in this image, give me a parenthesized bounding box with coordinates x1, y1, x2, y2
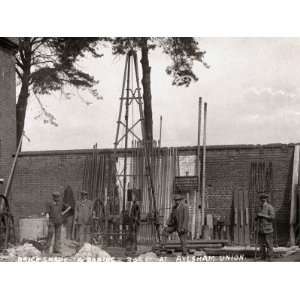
(158, 115, 162, 148)
(201, 103, 207, 227)
(4, 131, 24, 199)
(197, 98, 202, 235)
(289, 144, 300, 246)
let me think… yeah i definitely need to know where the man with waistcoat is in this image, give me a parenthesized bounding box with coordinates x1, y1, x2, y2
(161, 194, 189, 255)
(256, 193, 275, 261)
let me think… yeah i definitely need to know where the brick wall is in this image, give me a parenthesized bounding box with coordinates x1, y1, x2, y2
(202, 144, 293, 244)
(11, 144, 294, 245)
(0, 40, 17, 186)
(11, 151, 86, 220)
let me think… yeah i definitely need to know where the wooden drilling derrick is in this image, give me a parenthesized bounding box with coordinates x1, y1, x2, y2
(112, 49, 160, 245)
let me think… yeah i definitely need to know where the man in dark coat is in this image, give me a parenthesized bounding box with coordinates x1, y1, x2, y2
(256, 193, 275, 260)
(129, 191, 141, 252)
(45, 191, 68, 254)
(161, 194, 189, 255)
(62, 186, 75, 239)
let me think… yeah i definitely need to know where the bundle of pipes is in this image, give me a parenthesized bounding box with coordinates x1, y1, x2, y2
(126, 144, 178, 244)
(123, 98, 208, 244)
(126, 144, 205, 243)
(81, 146, 116, 211)
(249, 160, 273, 239)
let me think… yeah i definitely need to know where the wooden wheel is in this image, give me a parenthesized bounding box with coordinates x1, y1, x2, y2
(0, 194, 14, 249)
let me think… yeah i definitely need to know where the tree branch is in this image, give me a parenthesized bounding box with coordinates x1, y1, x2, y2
(16, 57, 24, 70)
(15, 67, 22, 80)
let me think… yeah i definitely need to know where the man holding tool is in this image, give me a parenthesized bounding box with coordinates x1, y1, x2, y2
(256, 193, 275, 261)
(161, 194, 189, 256)
(45, 191, 70, 254)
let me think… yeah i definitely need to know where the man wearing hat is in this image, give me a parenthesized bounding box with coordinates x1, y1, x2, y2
(161, 193, 189, 255)
(75, 190, 93, 246)
(256, 193, 275, 260)
(129, 190, 141, 252)
(45, 191, 67, 254)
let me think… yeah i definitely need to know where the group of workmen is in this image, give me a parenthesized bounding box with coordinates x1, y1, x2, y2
(44, 187, 276, 260)
(160, 192, 276, 260)
(44, 189, 142, 254)
(45, 190, 93, 254)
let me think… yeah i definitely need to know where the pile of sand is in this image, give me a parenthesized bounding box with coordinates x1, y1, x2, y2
(137, 252, 160, 262)
(74, 243, 111, 260)
(60, 239, 78, 257)
(7, 243, 41, 257)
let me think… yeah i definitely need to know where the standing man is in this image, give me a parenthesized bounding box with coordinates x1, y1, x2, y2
(161, 194, 189, 255)
(76, 190, 93, 246)
(256, 193, 275, 261)
(129, 190, 141, 252)
(45, 191, 67, 254)
(62, 186, 75, 240)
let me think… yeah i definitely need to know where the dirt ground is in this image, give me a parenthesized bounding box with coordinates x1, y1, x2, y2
(1, 242, 300, 262)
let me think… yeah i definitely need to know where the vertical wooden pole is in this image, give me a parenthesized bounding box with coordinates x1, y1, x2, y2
(197, 97, 202, 236)
(3, 132, 24, 198)
(158, 115, 162, 148)
(114, 54, 129, 148)
(201, 102, 207, 227)
(122, 53, 131, 214)
(290, 144, 300, 246)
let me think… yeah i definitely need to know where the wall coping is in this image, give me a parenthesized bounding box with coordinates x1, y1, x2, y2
(18, 143, 298, 157)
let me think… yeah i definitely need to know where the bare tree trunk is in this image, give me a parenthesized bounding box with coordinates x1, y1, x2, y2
(140, 38, 153, 144)
(16, 38, 32, 145)
(16, 74, 30, 144)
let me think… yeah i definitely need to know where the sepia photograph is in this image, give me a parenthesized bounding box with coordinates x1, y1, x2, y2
(3, 2, 300, 300)
(1, 36, 300, 263)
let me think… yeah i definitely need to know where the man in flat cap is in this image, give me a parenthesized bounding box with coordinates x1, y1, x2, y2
(45, 191, 68, 254)
(256, 193, 275, 261)
(75, 190, 93, 246)
(161, 193, 189, 255)
(128, 190, 141, 252)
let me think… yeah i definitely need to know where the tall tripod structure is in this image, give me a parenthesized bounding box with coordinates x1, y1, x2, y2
(113, 49, 160, 242)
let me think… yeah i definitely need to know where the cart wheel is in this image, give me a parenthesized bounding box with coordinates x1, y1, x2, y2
(0, 194, 11, 249)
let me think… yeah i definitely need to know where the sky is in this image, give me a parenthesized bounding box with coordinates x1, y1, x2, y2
(22, 38, 300, 151)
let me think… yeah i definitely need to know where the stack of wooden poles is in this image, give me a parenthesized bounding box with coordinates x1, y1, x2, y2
(82, 148, 106, 201)
(124, 143, 179, 244)
(249, 160, 273, 241)
(126, 143, 204, 244)
(82, 146, 118, 217)
(81, 143, 206, 244)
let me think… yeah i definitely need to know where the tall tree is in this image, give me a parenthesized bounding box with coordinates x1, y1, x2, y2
(109, 37, 208, 143)
(16, 37, 102, 144)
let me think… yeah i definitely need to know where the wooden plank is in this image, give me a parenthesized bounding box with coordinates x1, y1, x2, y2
(155, 243, 224, 250)
(244, 190, 250, 245)
(238, 190, 244, 245)
(290, 144, 300, 246)
(192, 191, 197, 239)
(161, 239, 228, 245)
(233, 189, 239, 244)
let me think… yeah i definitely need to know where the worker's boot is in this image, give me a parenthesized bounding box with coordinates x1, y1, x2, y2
(181, 247, 188, 257)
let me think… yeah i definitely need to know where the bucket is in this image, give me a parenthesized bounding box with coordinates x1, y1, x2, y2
(19, 216, 48, 242)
